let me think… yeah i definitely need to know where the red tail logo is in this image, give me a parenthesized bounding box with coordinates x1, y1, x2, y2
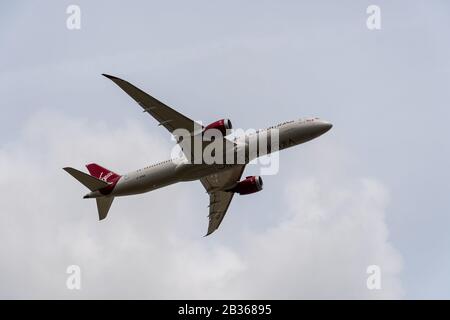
(86, 163, 121, 183)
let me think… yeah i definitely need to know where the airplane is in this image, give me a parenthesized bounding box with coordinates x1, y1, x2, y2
(64, 74, 333, 236)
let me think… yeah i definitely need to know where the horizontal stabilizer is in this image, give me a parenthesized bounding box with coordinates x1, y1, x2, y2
(96, 197, 114, 220)
(63, 167, 109, 191)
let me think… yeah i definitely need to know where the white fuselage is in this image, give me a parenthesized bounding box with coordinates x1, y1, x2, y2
(86, 118, 332, 198)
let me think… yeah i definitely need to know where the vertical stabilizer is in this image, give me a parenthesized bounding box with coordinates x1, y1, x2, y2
(86, 163, 121, 183)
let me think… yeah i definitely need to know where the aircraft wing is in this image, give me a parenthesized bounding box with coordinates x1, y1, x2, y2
(102, 74, 202, 135)
(200, 165, 246, 236)
(103, 74, 236, 162)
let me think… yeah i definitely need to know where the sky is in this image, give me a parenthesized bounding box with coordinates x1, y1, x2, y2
(0, 1, 449, 299)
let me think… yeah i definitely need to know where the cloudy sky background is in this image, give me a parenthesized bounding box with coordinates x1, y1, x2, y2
(0, 1, 449, 298)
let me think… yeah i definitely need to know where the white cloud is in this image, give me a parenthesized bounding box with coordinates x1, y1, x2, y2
(232, 177, 403, 299)
(0, 111, 402, 299)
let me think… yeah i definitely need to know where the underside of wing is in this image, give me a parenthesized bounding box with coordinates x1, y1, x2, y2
(205, 191, 235, 236)
(103, 74, 239, 162)
(201, 165, 246, 236)
(102, 74, 202, 135)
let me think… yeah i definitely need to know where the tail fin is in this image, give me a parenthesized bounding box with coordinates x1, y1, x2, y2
(96, 197, 114, 220)
(86, 163, 121, 183)
(63, 167, 109, 191)
(64, 166, 117, 221)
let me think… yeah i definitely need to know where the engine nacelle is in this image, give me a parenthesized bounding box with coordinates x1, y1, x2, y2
(230, 176, 263, 195)
(204, 119, 232, 136)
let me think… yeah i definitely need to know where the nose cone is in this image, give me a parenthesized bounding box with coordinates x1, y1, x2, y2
(317, 120, 333, 134)
(322, 121, 333, 132)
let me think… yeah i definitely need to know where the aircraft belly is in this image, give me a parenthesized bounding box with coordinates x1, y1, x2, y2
(176, 163, 235, 182)
(112, 165, 179, 196)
